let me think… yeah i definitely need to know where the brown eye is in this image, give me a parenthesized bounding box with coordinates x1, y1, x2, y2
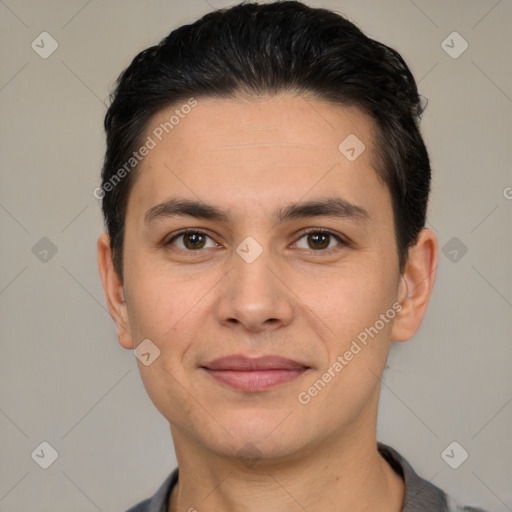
(167, 231, 216, 250)
(307, 232, 330, 250)
(294, 230, 344, 251)
(182, 232, 206, 249)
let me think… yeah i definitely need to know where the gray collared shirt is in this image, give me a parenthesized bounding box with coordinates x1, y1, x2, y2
(126, 442, 489, 512)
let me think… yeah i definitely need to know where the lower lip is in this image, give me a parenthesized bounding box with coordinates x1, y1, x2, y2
(204, 368, 308, 392)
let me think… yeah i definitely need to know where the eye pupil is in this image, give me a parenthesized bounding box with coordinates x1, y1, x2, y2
(308, 232, 329, 250)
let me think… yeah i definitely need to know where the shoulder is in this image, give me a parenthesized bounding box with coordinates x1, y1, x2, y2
(377, 443, 491, 512)
(125, 468, 179, 512)
(126, 498, 151, 512)
(445, 495, 491, 512)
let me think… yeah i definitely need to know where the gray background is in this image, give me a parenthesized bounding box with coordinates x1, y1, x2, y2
(0, 0, 511, 510)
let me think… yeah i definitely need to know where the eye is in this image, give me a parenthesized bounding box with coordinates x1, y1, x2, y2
(166, 230, 218, 250)
(165, 229, 346, 252)
(293, 229, 344, 251)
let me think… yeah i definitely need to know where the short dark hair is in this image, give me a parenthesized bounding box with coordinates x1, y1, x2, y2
(101, 0, 430, 281)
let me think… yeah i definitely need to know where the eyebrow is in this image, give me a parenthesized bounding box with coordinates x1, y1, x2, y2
(144, 197, 370, 226)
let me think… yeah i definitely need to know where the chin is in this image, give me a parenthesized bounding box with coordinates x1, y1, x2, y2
(210, 416, 314, 462)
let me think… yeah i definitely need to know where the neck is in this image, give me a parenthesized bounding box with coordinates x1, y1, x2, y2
(167, 426, 404, 512)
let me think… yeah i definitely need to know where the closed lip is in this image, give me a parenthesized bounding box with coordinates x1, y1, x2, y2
(202, 355, 309, 371)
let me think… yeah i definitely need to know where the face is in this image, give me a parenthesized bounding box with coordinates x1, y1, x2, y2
(99, 92, 433, 463)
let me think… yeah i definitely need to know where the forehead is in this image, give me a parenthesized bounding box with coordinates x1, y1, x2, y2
(147, 93, 375, 160)
(126, 92, 388, 223)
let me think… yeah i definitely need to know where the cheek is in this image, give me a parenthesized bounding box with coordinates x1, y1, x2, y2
(303, 269, 397, 410)
(303, 261, 397, 343)
(123, 254, 219, 356)
(125, 275, 189, 343)
(124, 266, 205, 424)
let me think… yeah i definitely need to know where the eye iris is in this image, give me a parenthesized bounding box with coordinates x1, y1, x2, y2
(308, 232, 329, 250)
(184, 233, 206, 249)
(179, 233, 333, 250)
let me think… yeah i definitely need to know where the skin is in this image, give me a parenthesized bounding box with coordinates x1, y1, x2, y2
(98, 92, 438, 512)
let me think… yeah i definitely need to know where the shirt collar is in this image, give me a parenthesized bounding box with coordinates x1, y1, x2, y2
(378, 442, 449, 511)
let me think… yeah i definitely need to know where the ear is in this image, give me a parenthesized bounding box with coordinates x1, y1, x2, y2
(97, 232, 134, 349)
(391, 228, 438, 342)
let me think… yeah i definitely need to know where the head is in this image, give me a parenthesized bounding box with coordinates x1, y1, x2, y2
(98, 1, 437, 463)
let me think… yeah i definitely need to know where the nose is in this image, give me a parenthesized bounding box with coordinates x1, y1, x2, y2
(215, 241, 295, 333)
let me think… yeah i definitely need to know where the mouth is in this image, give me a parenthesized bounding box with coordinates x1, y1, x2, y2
(201, 355, 310, 392)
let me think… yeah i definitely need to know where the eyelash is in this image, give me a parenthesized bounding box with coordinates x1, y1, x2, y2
(165, 228, 347, 253)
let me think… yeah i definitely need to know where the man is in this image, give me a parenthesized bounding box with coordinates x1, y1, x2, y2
(97, 2, 489, 511)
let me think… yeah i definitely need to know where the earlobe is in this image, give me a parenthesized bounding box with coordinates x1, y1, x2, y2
(391, 228, 438, 342)
(97, 233, 134, 349)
